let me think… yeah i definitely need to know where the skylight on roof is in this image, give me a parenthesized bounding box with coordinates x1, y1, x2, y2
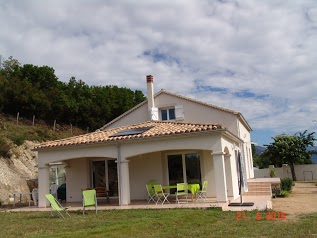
(110, 127, 152, 137)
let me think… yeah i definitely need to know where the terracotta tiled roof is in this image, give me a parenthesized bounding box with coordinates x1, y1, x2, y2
(35, 121, 223, 150)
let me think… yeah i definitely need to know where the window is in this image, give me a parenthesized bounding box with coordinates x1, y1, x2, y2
(161, 108, 176, 121)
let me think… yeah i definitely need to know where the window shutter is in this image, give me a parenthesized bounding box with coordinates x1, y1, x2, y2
(175, 105, 184, 120)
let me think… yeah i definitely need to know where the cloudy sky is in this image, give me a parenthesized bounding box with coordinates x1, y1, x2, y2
(1, 0, 317, 146)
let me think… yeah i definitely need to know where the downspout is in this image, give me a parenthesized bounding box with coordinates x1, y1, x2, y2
(116, 144, 122, 206)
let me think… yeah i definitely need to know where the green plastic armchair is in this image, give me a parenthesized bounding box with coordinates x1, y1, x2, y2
(82, 189, 97, 215)
(176, 183, 188, 204)
(153, 185, 170, 205)
(197, 181, 208, 201)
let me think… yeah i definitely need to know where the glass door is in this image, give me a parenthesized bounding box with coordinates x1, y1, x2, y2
(168, 154, 183, 194)
(91, 160, 118, 197)
(185, 153, 201, 184)
(167, 152, 202, 190)
(92, 161, 106, 188)
(107, 160, 118, 196)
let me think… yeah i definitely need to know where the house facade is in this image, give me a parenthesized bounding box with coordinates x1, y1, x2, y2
(35, 75, 254, 207)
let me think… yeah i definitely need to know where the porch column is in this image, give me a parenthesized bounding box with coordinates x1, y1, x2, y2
(120, 159, 130, 205)
(38, 165, 50, 207)
(225, 153, 239, 199)
(212, 152, 228, 203)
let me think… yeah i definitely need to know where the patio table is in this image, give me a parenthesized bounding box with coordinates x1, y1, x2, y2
(162, 184, 200, 201)
(162, 185, 177, 190)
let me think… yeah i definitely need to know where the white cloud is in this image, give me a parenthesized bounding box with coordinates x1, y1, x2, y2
(0, 0, 317, 143)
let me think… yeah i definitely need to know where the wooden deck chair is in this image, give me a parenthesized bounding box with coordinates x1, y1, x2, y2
(153, 185, 170, 205)
(45, 194, 70, 219)
(197, 181, 208, 201)
(146, 184, 156, 203)
(176, 183, 188, 204)
(82, 189, 97, 215)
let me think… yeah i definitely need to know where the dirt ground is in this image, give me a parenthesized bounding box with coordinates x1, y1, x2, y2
(272, 181, 317, 219)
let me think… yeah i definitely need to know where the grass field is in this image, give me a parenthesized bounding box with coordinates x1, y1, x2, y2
(0, 208, 317, 238)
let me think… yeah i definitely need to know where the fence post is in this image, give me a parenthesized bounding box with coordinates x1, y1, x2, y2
(32, 115, 35, 126)
(53, 120, 56, 131)
(17, 112, 19, 125)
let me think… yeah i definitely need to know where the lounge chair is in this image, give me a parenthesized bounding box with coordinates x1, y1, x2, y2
(45, 194, 70, 218)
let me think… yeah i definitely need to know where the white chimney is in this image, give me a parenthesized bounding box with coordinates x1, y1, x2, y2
(146, 75, 158, 120)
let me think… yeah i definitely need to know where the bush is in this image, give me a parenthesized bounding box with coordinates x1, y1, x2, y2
(281, 177, 293, 192)
(278, 190, 290, 197)
(269, 168, 276, 178)
(12, 133, 27, 146)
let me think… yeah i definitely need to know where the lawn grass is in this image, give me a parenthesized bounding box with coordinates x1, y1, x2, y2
(0, 209, 317, 238)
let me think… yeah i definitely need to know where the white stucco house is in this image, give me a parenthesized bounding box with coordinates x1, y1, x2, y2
(35, 75, 254, 207)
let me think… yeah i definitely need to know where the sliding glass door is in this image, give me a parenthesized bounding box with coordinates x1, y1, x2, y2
(91, 160, 118, 197)
(168, 153, 201, 187)
(185, 153, 201, 184)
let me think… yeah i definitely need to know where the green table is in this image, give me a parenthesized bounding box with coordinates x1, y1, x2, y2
(188, 184, 200, 194)
(162, 184, 200, 201)
(162, 185, 177, 190)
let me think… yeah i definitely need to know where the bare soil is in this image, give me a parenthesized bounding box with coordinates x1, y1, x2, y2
(272, 181, 317, 219)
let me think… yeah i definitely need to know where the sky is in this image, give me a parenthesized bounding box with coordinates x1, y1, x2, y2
(0, 0, 317, 146)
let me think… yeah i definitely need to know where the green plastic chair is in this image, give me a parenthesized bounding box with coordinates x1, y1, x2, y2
(45, 194, 70, 219)
(153, 185, 170, 205)
(146, 184, 156, 203)
(197, 181, 208, 201)
(176, 183, 188, 204)
(82, 189, 97, 215)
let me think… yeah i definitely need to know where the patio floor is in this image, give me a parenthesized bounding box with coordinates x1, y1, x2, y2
(5, 195, 271, 212)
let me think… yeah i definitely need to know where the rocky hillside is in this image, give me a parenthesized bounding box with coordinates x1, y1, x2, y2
(0, 114, 86, 205)
(0, 140, 38, 205)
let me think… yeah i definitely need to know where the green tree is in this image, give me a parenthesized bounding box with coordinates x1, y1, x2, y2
(1, 56, 21, 79)
(0, 56, 146, 131)
(263, 130, 316, 181)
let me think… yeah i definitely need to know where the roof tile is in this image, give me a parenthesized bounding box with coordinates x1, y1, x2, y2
(35, 121, 223, 150)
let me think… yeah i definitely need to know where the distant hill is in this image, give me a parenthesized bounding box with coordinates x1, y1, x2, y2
(308, 146, 317, 164)
(254, 145, 266, 155)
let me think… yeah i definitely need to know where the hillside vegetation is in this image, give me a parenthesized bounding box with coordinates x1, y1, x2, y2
(0, 56, 146, 131)
(0, 113, 85, 159)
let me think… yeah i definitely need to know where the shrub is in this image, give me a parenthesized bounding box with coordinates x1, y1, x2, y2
(269, 168, 276, 178)
(281, 177, 293, 192)
(279, 190, 290, 197)
(12, 133, 27, 146)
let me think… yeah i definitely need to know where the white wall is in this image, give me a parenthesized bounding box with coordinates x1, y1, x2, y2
(66, 158, 90, 202)
(254, 164, 317, 181)
(105, 104, 148, 129)
(129, 152, 164, 200)
(201, 150, 216, 197)
(106, 91, 248, 140)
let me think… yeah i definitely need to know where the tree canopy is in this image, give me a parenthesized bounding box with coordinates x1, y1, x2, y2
(0, 56, 146, 131)
(262, 130, 316, 181)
